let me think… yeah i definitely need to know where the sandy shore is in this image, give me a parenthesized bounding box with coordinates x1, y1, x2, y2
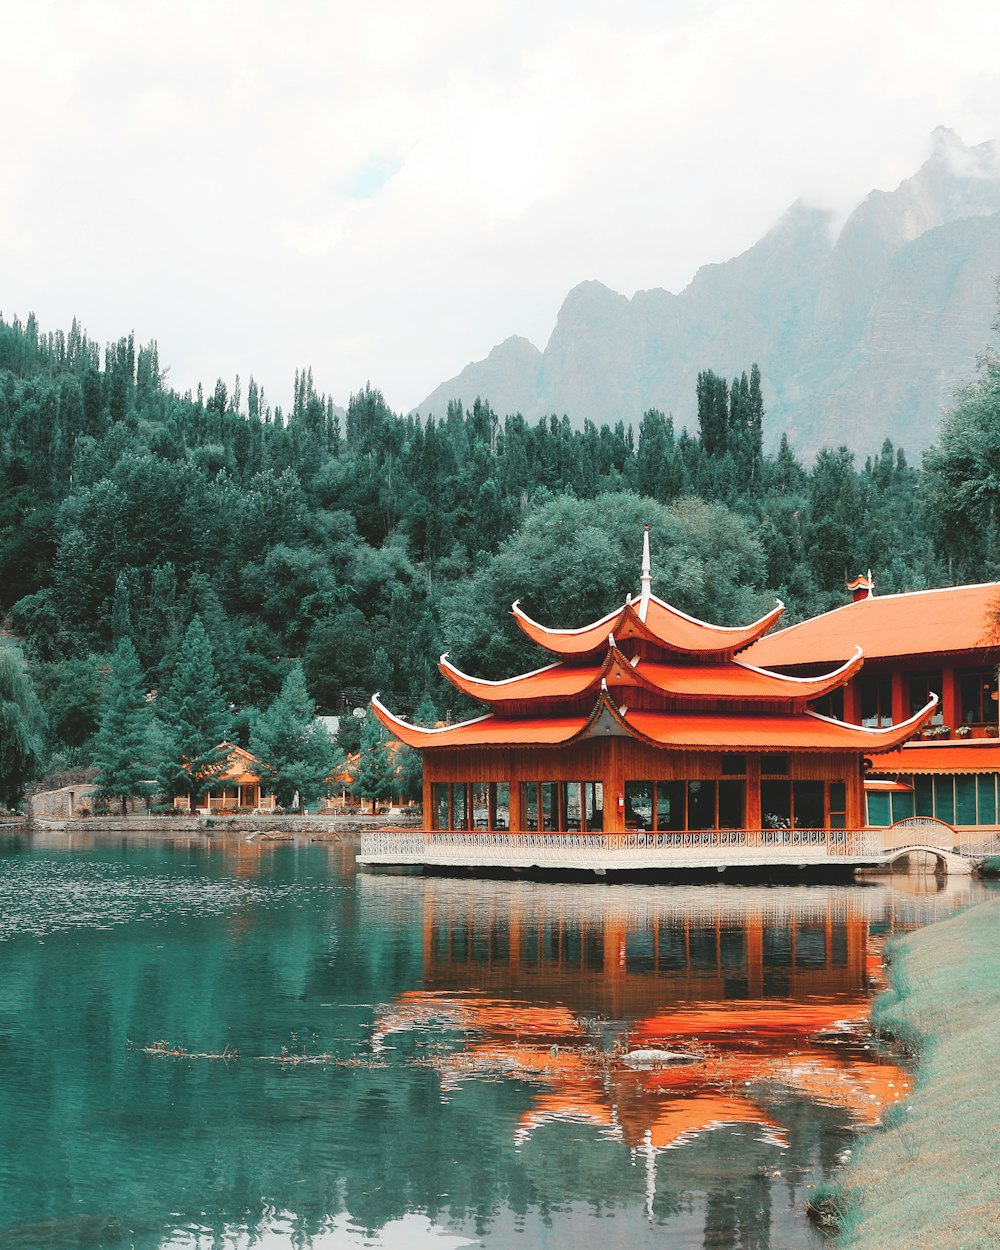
(833, 895, 1000, 1249)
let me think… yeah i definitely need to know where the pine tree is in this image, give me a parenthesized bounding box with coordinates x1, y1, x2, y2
(396, 691, 435, 803)
(249, 663, 341, 813)
(0, 645, 45, 811)
(158, 615, 232, 812)
(352, 713, 398, 814)
(91, 638, 157, 816)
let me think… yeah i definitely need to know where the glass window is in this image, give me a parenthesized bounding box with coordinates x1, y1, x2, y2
(656, 781, 685, 830)
(793, 781, 825, 829)
(540, 782, 558, 830)
(721, 754, 746, 775)
(859, 674, 893, 727)
(761, 779, 791, 828)
(829, 781, 847, 829)
(471, 782, 489, 829)
(520, 783, 538, 830)
(432, 783, 449, 830)
(761, 755, 789, 775)
(914, 776, 934, 817)
(954, 776, 977, 825)
(867, 791, 891, 826)
(562, 782, 581, 830)
(625, 781, 653, 829)
(493, 782, 510, 829)
(687, 780, 716, 830)
(933, 777, 954, 825)
(978, 776, 996, 826)
(910, 671, 943, 723)
(960, 669, 997, 725)
(890, 789, 914, 822)
(584, 782, 603, 831)
(810, 687, 844, 720)
(718, 780, 744, 828)
(451, 783, 468, 830)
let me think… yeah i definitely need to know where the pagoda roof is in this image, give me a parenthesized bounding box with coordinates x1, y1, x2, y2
(743, 581, 1000, 667)
(439, 646, 864, 710)
(371, 690, 936, 755)
(512, 594, 785, 659)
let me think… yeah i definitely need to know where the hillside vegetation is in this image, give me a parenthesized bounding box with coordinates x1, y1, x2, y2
(1, 305, 997, 794)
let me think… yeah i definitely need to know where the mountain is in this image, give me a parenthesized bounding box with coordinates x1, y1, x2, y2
(417, 129, 1000, 456)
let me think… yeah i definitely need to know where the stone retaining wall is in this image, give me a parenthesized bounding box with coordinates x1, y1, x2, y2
(29, 813, 419, 837)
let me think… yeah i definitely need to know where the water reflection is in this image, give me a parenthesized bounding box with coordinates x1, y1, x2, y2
(0, 834, 991, 1250)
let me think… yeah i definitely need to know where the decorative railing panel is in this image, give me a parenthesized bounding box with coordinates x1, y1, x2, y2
(360, 827, 885, 862)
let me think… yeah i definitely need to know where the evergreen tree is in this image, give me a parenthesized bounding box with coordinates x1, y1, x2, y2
(352, 713, 398, 814)
(158, 615, 232, 812)
(396, 691, 436, 803)
(249, 663, 341, 813)
(91, 638, 158, 816)
(0, 644, 45, 811)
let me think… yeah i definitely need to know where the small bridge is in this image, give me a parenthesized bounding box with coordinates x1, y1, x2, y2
(359, 818, 986, 877)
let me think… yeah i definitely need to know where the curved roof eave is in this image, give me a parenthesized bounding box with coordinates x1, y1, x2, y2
(804, 694, 939, 753)
(370, 693, 494, 748)
(732, 646, 865, 696)
(512, 594, 786, 659)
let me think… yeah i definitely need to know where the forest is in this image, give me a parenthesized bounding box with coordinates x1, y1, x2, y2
(0, 303, 998, 807)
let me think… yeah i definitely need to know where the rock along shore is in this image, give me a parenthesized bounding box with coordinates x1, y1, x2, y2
(833, 896, 1000, 1249)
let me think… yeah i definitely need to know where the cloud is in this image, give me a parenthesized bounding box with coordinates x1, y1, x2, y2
(1, 0, 999, 413)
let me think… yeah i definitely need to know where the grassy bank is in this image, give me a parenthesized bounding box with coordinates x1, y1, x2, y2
(834, 897, 1000, 1250)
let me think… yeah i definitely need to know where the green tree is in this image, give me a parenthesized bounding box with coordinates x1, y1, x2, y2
(250, 663, 341, 813)
(352, 713, 398, 814)
(91, 638, 158, 816)
(158, 616, 232, 812)
(924, 316, 1000, 580)
(0, 644, 46, 810)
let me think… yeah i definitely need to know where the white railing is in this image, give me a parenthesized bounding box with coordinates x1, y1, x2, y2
(361, 827, 884, 861)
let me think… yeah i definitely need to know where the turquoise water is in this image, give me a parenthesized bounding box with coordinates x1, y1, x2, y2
(0, 832, 989, 1249)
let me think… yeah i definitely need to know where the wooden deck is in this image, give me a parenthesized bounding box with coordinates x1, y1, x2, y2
(359, 821, 987, 876)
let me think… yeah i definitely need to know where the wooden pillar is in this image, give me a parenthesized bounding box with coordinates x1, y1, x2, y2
(843, 677, 860, 724)
(509, 774, 523, 833)
(423, 767, 434, 832)
(745, 756, 762, 828)
(941, 665, 960, 731)
(604, 739, 625, 833)
(846, 757, 865, 827)
(891, 671, 907, 726)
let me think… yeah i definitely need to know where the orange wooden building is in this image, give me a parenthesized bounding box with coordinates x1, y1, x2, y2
(743, 573, 1000, 831)
(372, 530, 933, 841)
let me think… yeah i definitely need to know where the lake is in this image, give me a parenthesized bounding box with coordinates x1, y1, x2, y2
(0, 830, 990, 1250)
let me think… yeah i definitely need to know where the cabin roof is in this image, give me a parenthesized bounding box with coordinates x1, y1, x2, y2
(743, 582, 1000, 667)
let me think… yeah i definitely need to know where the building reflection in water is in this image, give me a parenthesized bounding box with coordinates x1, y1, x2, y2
(362, 878, 954, 1183)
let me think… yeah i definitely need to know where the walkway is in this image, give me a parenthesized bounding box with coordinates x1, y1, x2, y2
(360, 820, 989, 876)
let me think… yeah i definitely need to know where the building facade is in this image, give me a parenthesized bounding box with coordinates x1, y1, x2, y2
(742, 576, 1000, 831)
(372, 533, 933, 841)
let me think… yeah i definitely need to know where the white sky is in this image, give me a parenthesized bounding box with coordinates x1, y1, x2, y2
(2, 0, 999, 415)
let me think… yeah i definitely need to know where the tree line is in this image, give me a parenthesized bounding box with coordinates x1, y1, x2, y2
(1, 300, 997, 811)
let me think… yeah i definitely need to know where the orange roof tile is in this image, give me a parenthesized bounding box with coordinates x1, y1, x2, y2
(743, 582, 1000, 667)
(372, 691, 936, 753)
(870, 738, 1000, 774)
(440, 646, 863, 709)
(512, 595, 785, 659)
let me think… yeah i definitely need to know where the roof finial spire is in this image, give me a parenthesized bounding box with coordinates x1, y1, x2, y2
(639, 524, 652, 622)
